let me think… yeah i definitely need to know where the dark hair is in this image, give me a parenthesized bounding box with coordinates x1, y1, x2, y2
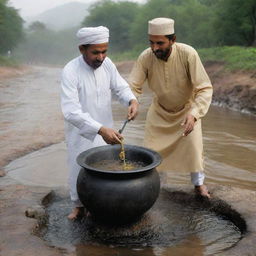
(165, 34, 175, 41)
(81, 44, 91, 50)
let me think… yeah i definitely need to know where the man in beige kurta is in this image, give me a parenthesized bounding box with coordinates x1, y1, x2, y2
(129, 18, 213, 197)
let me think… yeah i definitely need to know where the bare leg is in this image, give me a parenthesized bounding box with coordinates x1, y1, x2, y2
(67, 207, 84, 220)
(194, 185, 211, 198)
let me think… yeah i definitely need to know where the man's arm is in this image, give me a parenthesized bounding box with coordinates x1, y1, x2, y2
(128, 53, 148, 99)
(106, 59, 139, 120)
(188, 51, 213, 121)
(98, 126, 122, 144)
(128, 99, 139, 120)
(182, 50, 213, 136)
(60, 66, 102, 141)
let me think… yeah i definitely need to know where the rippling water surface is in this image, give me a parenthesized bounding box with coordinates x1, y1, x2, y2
(43, 191, 241, 256)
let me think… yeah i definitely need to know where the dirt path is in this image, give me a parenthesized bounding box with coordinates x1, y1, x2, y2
(0, 65, 32, 80)
(0, 66, 65, 175)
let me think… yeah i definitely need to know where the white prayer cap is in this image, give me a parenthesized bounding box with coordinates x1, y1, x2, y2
(148, 17, 175, 35)
(76, 26, 109, 46)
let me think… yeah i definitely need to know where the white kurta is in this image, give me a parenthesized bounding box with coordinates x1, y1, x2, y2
(61, 55, 136, 206)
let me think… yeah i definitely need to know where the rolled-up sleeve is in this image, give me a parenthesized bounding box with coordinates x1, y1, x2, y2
(60, 66, 102, 141)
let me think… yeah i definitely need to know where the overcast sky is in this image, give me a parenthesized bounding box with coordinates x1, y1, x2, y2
(8, 0, 146, 18)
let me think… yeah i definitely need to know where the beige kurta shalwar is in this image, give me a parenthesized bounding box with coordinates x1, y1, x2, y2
(129, 43, 213, 172)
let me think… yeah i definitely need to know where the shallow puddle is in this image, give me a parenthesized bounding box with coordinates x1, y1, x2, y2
(42, 190, 241, 256)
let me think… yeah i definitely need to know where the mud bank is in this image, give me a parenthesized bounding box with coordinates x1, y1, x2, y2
(116, 61, 256, 115)
(203, 62, 256, 115)
(0, 65, 32, 80)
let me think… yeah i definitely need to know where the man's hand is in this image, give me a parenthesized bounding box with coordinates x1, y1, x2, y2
(127, 99, 139, 120)
(98, 126, 122, 144)
(181, 114, 196, 136)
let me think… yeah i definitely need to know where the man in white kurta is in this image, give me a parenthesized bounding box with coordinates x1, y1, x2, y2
(61, 26, 138, 219)
(129, 18, 212, 197)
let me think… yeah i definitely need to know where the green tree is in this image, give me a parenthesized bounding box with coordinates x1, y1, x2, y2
(28, 21, 47, 33)
(130, 0, 217, 49)
(14, 26, 79, 65)
(82, 0, 139, 52)
(214, 0, 256, 46)
(0, 0, 23, 54)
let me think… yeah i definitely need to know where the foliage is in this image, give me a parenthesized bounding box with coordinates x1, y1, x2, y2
(110, 46, 256, 71)
(13, 25, 79, 65)
(109, 48, 142, 62)
(7, 0, 256, 66)
(213, 0, 256, 46)
(82, 0, 140, 52)
(0, 54, 19, 66)
(28, 21, 47, 33)
(198, 46, 256, 71)
(0, 0, 23, 54)
(83, 0, 256, 52)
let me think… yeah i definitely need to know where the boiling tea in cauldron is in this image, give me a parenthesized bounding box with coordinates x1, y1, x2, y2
(90, 159, 146, 171)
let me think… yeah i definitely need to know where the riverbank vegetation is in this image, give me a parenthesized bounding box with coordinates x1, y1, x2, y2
(0, 0, 23, 57)
(0, 55, 19, 67)
(198, 47, 256, 71)
(0, 0, 255, 67)
(110, 46, 256, 71)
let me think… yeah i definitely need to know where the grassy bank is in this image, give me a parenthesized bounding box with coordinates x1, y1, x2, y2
(110, 46, 256, 71)
(0, 55, 19, 67)
(2, 46, 255, 71)
(109, 47, 143, 62)
(198, 46, 256, 71)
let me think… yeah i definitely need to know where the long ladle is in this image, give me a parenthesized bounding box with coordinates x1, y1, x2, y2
(118, 119, 130, 134)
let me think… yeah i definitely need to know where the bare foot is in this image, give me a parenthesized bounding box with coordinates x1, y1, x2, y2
(194, 185, 211, 198)
(67, 207, 84, 220)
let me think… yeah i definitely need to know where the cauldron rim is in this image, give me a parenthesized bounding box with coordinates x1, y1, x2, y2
(76, 144, 162, 174)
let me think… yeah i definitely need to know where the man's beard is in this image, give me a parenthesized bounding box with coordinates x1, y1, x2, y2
(83, 55, 104, 69)
(153, 47, 170, 60)
(92, 60, 104, 69)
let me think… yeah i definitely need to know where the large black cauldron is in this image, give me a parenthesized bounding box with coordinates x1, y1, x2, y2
(76, 144, 161, 223)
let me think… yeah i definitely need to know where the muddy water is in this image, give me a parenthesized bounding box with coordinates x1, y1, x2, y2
(43, 191, 241, 256)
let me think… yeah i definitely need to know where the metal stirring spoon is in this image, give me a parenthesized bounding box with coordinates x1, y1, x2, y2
(118, 119, 130, 134)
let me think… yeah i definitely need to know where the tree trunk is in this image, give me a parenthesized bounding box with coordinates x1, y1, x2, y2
(252, 8, 256, 46)
(253, 24, 256, 46)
